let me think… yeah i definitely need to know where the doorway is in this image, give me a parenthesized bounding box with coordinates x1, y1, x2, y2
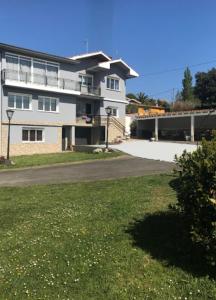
(62, 126, 71, 150)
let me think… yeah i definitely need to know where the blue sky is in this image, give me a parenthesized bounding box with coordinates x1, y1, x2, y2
(1, 0, 216, 101)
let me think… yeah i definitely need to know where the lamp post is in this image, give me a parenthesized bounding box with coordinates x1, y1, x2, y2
(6, 109, 14, 161)
(105, 106, 112, 149)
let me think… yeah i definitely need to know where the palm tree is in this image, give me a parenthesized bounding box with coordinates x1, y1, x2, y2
(136, 92, 149, 103)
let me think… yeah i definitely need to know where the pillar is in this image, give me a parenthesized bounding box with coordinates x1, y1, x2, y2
(155, 118, 158, 141)
(190, 115, 195, 142)
(71, 126, 75, 145)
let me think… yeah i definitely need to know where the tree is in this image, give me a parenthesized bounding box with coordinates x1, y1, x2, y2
(182, 67, 194, 101)
(194, 68, 216, 108)
(175, 90, 183, 102)
(136, 92, 149, 103)
(158, 99, 171, 111)
(126, 93, 137, 100)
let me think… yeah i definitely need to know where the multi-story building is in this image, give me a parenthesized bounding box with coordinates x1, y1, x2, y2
(0, 43, 138, 156)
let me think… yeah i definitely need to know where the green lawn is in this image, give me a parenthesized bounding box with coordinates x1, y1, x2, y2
(0, 175, 215, 299)
(0, 151, 123, 169)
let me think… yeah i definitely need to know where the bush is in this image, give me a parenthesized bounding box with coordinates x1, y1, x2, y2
(126, 104, 138, 114)
(172, 99, 201, 111)
(174, 132, 216, 265)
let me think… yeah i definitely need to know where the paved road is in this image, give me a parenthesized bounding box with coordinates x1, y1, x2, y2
(0, 156, 174, 187)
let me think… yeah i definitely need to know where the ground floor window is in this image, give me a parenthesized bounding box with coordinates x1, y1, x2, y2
(22, 128, 44, 142)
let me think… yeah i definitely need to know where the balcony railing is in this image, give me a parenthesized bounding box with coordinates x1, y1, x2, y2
(76, 115, 104, 126)
(2, 69, 101, 96)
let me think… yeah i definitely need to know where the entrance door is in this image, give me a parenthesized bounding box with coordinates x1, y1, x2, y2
(86, 103, 92, 115)
(75, 127, 92, 145)
(62, 126, 71, 150)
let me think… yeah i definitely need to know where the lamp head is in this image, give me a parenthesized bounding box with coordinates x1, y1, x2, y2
(105, 106, 112, 116)
(6, 109, 14, 121)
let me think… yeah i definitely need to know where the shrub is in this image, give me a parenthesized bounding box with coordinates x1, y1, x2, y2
(126, 104, 138, 114)
(174, 132, 216, 265)
(171, 99, 201, 112)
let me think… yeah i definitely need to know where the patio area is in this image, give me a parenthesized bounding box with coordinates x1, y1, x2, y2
(110, 140, 197, 162)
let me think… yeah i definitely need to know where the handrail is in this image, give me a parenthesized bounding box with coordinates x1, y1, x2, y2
(2, 69, 101, 96)
(110, 116, 125, 131)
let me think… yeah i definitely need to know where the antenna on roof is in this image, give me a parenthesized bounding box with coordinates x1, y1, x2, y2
(84, 39, 89, 53)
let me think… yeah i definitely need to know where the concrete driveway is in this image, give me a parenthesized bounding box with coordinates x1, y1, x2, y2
(111, 140, 197, 162)
(0, 156, 174, 187)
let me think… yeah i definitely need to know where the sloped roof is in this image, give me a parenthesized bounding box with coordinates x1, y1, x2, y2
(98, 59, 139, 78)
(70, 51, 111, 62)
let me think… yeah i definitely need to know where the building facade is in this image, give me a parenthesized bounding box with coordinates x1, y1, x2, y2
(0, 43, 138, 156)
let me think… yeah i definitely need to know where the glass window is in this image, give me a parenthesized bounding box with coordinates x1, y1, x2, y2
(33, 61, 46, 74)
(38, 97, 58, 112)
(20, 58, 31, 72)
(8, 94, 15, 108)
(106, 77, 110, 89)
(6, 55, 18, 70)
(115, 80, 119, 90)
(51, 99, 56, 112)
(45, 98, 50, 111)
(38, 98, 44, 111)
(16, 95, 22, 109)
(79, 75, 93, 86)
(47, 65, 58, 77)
(8, 94, 30, 110)
(22, 130, 29, 141)
(37, 130, 43, 141)
(22, 129, 44, 142)
(6, 53, 59, 85)
(23, 96, 30, 109)
(110, 79, 115, 90)
(106, 77, 120, 91)
(30, 130, 35, 141)
(112, 108, 117, 116)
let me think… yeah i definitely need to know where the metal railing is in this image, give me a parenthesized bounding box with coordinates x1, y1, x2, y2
(2, 69, 101, 96)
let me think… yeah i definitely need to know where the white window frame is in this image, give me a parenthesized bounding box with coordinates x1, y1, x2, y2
(5, 52, 59, 83)
(110, 107, 119, 117)
(8, 93, 32, 110)
(79, 74, 93, 87)
(106, 76, 120, 91)
(22, 127, 44, 143)
(38, 96, 59, 113)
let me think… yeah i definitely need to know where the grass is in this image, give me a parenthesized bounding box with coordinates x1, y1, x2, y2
(0, 151, 123, 169)
(0, 175, 215, 299)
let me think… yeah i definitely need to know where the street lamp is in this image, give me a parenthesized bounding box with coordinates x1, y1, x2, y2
(6, 109, 14, 161)
(105, 106, 112, 149)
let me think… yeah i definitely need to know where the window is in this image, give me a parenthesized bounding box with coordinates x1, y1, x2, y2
(106, 77, 120, 91)
(6, 52, 59, 86)
(76, 102, 93, 117)
(38, 97, 58, 112)
(8, 94, 31, 110)
(110, 107, 118, 117)
(22, 128, 44, 142)
(79, 74, 93, 86)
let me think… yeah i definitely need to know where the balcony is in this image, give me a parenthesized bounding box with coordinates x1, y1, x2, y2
(2, 69, 101, 97)
(76, 115, 106, 126)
